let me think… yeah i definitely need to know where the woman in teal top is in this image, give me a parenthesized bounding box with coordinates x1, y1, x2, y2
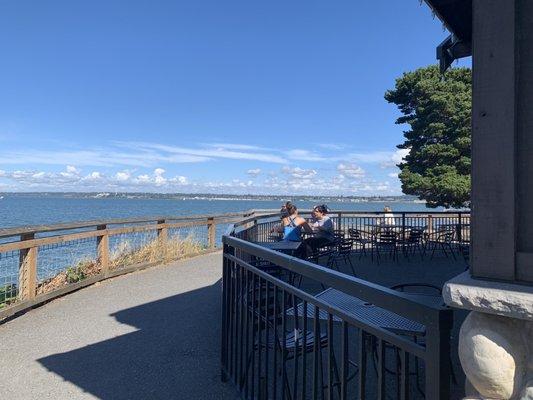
(281, 203, 312, 241)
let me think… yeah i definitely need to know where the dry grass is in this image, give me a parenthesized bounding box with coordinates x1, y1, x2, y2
(110, 234, 205, 268)
(35, 234, 205, 296)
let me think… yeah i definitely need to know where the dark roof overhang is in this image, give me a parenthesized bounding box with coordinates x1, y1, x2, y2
(424, 0, 472, 71)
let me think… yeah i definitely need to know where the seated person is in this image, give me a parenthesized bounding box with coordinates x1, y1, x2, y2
(271, 202, 312, 242)
(380, 206, 396, 226)
(304, 204, 335, 255)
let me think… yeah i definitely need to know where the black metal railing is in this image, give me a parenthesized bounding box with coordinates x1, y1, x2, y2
(222, 211, 459, 399)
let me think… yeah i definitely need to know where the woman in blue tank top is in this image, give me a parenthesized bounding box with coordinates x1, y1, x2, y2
(281, 203, 311, 241)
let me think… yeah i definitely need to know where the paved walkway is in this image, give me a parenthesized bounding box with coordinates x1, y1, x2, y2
(0, 252, 238, 400)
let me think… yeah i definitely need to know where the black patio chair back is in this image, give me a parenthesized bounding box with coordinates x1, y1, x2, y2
(407, 228, 424, 243)
(377, 230, 397, 244)
(347, 228, 361, 239)
(337, 238, 353, 255)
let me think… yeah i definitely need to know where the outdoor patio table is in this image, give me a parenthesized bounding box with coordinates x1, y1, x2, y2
(255, 240, 302, 256)
(289, 287, 443, 335)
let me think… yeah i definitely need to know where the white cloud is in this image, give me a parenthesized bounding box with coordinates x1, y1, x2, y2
(337, 163, 365, 179)
(388, 172, 399, 178)
(126, 142, 287, 164)
(115, 171, 131, 181)
(285, 149, 328, 162)
(318, 143, 346, 151)
(391, 148, 410, 165)
(281, 166, 317, 179)
(246, 168, 262, 177)
(0, 166, 192, 192)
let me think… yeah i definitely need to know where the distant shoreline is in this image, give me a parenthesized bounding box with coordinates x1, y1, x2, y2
(0, 192, 422, 203)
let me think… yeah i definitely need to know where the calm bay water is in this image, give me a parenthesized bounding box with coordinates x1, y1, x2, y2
(0, 196, 435, 285)
(0, 196, 433, 229)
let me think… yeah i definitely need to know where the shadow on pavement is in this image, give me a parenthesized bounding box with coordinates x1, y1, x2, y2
(38, 280, 237, 400)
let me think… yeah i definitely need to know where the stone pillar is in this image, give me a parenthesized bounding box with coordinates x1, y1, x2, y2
(443, 1, 533, 399)
(444, 274, 533, 400)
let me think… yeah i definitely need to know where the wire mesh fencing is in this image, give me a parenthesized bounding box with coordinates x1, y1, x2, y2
(0, 250, 20, 308)
(36, 236, 99, 295)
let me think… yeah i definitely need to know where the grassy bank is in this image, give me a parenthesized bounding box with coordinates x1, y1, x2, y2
(0, 234, 205, 307)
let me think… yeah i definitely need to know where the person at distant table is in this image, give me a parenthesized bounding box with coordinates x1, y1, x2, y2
(381, 206, 395, 226)
(304, 204, 335, 255)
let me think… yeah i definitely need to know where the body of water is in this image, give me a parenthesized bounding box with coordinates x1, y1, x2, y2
(0, 196, 434, 229)
(0, 196, 439, 287)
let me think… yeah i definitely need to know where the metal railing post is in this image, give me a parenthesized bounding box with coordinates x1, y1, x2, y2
(97, 224, 109, 276)
(457, 212, 463, 242)
(18, 233, 37, 301)
(424, 310, 453, 400)
(402, 212, 406, 254)
(208, 217, 216, 249)
(221, 242, 230, 382)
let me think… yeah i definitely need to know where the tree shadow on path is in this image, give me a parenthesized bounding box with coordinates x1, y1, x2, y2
(38, 280, 238, 400)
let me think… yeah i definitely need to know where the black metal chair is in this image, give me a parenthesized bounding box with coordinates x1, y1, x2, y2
(424, 229, 457, 260)
(240, 286, 340, 400)
(374, 230, 399, 263)
(384, 284, 456, 397)
(326, 238, 357, 276)
(347, 228, 372, 259)
(399, 227, 426, 260)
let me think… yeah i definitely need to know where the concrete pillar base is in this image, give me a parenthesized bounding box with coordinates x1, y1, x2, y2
(443, 273, 533, 399)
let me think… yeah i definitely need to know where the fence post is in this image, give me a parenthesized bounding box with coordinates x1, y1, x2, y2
(337, 212, 342, 233)
(156, 219, 168, 261)
(157, 219, 168, 243)
(208, 217, 216, 249)
(97, 224, 109, 275)
(457, 212, 463, 242)
(18, 233, 37, 301)
(402, 213, 406, 254)
(428, 214, 433, 235)
(424, 310, 453, 399)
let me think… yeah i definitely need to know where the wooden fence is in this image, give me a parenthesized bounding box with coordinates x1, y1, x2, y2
(0, 211, 255, 321)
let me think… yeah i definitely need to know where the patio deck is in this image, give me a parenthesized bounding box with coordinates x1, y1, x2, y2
(299, 248, 469, 400)
(0, 245, 467, 399)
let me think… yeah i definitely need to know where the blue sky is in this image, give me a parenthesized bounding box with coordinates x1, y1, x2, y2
(0, 0, 469, 195)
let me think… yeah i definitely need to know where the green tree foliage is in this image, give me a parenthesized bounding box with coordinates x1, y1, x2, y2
(385, 65, 471, 208)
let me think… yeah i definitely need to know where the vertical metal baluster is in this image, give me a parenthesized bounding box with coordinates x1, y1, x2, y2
(357, 330, 366, 400)
(377, 339, 385, 400)
(234, 264, 240, 385)
(229, 258, 235, 380)
(312, 306, 319, 400)
(302, 301, 308, 400)
(257, 277, 263, 398)
(400, 349, 409, 400)
(251, 274, 257, 400)
(221, 251, 228, 381)
(239, 266, 246, 390)
(244, 270, 250, 397)
(327, 314, 333, 400)
(281, 290, 287, 400)
(238, 264, 244, 385)
(265, 280, 270, 399)
(292, 293, 299, 400)
(233, 262, 239, 383)
(341, 321, 348, 400)
(273, 285, 279, 400)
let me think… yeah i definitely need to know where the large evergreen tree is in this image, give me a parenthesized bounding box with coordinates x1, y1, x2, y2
(385, 65, 471, 208)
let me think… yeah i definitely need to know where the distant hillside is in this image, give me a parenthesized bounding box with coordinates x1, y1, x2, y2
(0, 192, 421, 203)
